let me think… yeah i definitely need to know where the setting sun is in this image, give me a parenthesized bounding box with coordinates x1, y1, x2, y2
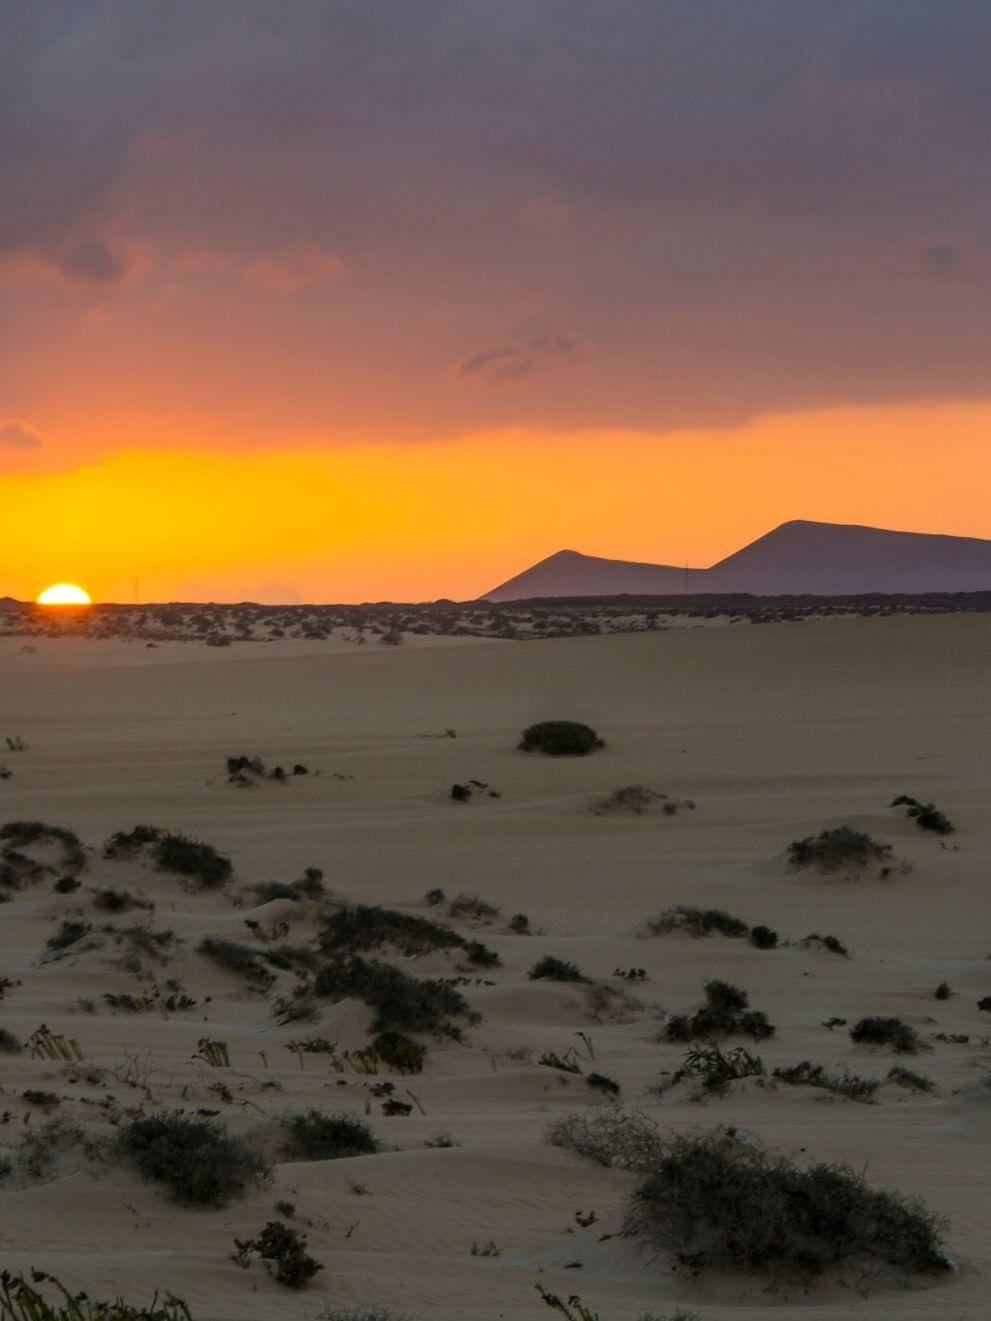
(36, 582, 91, 606)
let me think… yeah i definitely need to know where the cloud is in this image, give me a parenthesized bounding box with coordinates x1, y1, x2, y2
(243, 243, 344, 293)
(59, 238, 128, 284)
(917, 241, 971, 281)
(0, 420, 43, 450)
(455, 334, 590, 385)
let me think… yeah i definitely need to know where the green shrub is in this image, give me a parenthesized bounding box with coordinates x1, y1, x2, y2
(528, 955, 589, 983)
(674, 1044, 765, 1092)
(850, 1017, 923, 1053)
(750, 925, 778, 949)
(624, 1131, 949, 1274)
(372, 1031, 425, 1073)
(0, 1272, 192, 1320)
(644, 906, 749, 938)
(198, 937, 275, 986)
(665, 981, 774, 1042)
(448, 894, 501, 921)
(934, 981, 953, 1000)
(234, 1221, 322, 1288)
(773, 1060, 879, 1102)
(104, 825, 163, 856)
(423, 887, 445, 906)
(518, 721, 603, 756)
(94, 888, 143, 913)
(281, 1110, 377, 1161)
(891, 796, 955, 834)
(312, 957, 473, 1036)
(788, 827, 891, 871)
(120, 1112, 266, 1205)
(105, 827, 231, 887)
(508, 912, 531, 934)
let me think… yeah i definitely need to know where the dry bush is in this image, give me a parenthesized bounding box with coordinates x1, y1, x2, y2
(547, 1108, 665, 1172)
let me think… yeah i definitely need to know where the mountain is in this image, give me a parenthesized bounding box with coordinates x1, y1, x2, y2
(484, 521, 991, 600)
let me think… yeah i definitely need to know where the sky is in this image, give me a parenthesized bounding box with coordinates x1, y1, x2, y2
(3, 1, 991, 603)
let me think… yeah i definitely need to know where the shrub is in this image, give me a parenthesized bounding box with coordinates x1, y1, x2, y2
(294, 866, 325, 898)
(788, 827, 891, 871)
(448, 894, 501, 921)
(423, 887, 445, 906)
(624, 1131, 950, 1274)
(934, 981, 953, 1000)
(508, 912, 531, 934)
(978, 996, 991, 1013)
(198, 937, 275, 986)
(0, 820, 85, 873)
(120, 1112, 266, 1205)
(0, 1272, 192, 1320)
(674, 1045, 765, 1092)
(318, 1309, 418, 1321)
(312, 957, 473, 1036)
(154, 832, 232, 887)
(518, 721, 603, 756)
(104, 824, 163, 856)
(586, 1072, 621, 1096)
(52, 876, 79, 894)
(464, 939, 500, 968)
(234, 1221, 322, 1288)
(888, 1066, 936, 1093)
(773, 1060, 879, 1102)
(750, 925, 778, 949)
(665, 981, 774, 1042)
(594, 785, 664, 814)
(891, 795, 955, 834)
(546, 1109, 665, 1171)
(94, 888, 144, 913)
(643, 906, 749, 939)
(372, 1031, 425, 1073)
(0, 1029, 21, 1053)
(319, 903, 499, 966)
(850, 1017, 923, 1054)
(281, 1110, 377, 1161)
(529, 955, 589, 983)
(251, 881, 300, 903)
(46, 920, 91, 952)
(801, 932, 849, 956)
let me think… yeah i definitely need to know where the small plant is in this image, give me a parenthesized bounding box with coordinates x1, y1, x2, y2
(850, 1016, 923, 1054)
(586, 1072, 620, 1096)
(0, 1029, 22, 1053)
(52, 876, 79, 894)
(547, 1109, 665, 1171)
(788, 826, 892, 872)
(887, 1065, 936, 1092)
(665, 981, 774, 1043)
(674, 1044, 765, 1093)
(233, 1221, 322, 1287)
(773, 1060, 879, 1102)
(448, 893, 501, 921)
(643, 906, 749, 939)
(120, 1111, 266, 1205)
(282, 1110, 377, 1161)
(198, 936, 275, 986)
(518, 721, 603, 756)
(294, 866, 325, 898)
(372, 1031, 425, 1073)
(529, 955, 589, 983)
(105, 826, 232, 888)
(470, 1239, 501, 1257)
(934, 981, 953, 1000)
(749, 924, 778, 949)
(891, 795, 955, 834)
(46, 920, 91, 952)
(539, 1049, 582, 1074)
(424, 887, 446, 906)
(801, 932, 849, 956)
(312, 956, 475, 1036)
(508, 912, 531, 934)
(624, 1129, 951, 1274)
(0, 1271, 192, 1320)
(319, 903, 499, 966)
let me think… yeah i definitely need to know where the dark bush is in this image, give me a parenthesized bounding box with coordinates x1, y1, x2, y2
(154, 832, 232, 887)
(705, 980, 747, 1014)
(788, 827, 892, 871)
(773, 1060, 879, 1102)
(891, 796, 955, 834)
(294, 866, 325, 898)
(120, 1111, 267, 1205)
(450, 783, 471, 802)
(508, 912, 531, 934)
(251, 882, 300, 903)
(665, 981, 775, 1042)
(46, 920, 91, 951)
(424, 887, 446, 906)
(934, 982, 952, 1000)
(104, 824, 163, 856)
(888, 1065, 936, 1093)
(236, 1221, 322, 1288)
(673, 1044, 765, 1093)
(281, 1110, 377, 1161)
(801, 932, 849, 957)
(312, 957, 473, 1036)
(264, 943, 320, 972)
(586, 1072, 621, 1096)
(372, 1031, 425, 1073)
(750, 925, 778, 949)
(645, 906, 749, 939)
(319, 903, 499, 967)
(528, 955, 590, 983)
(448, 894, 501, 921)
(624, 1131, 950, 1274)
(94, 887, 143, 913)
(850, 1017, 923, 1054)
(0, 820, 85, 873)
(198, 937, 275, 986)
(0, 1028, 22, 1053)
(464, 939, 500, 968)
(53, 875, 80, 894)
(518, 721, 604, 756)
(978, 996, 991, 1013)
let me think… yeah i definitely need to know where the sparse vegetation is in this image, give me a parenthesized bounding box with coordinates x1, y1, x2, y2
(891, 795, 955, 834)
(586, 1071, 621, 1096)
(888, 1065, 936, 1093)
(788, 826, 892, 872)
(319, 903, 499, 966)
(773, 1060, 879, 1102)
(282, 1110, 377, 1161)
(624, 1129, 950, 1274)
(104, 827, 232, 888)
(594, 786, 694, 815)
(120, 1112, 267, 1205)
(529, 955, 590, 983)
(665, 980, 774, 1042)
(749, 924, 778, 949)
(547, 1108, 665, 1171)
(519, 721, 603, 756)
(46, 920, 91, 952)
(673, 1044, 765, 1093)
(0, 1272, 192, 1320)
(312, 956, 474, 1036)
(448, 893, 501, 921)
(801, 932, 849, 956)
(643, 906, 749, 939)
(508, 912, 531, 934)
(198, 936, 275, 986)
(233, 1221, 322, 1287)
(850, 1016, 923, 1054)
(0, 1029, 22, 1053)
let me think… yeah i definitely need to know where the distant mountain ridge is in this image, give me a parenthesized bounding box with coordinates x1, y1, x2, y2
(484, 521, 991, 600)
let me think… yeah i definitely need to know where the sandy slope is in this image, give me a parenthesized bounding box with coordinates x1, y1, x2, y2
(1, 616, 989, 1320)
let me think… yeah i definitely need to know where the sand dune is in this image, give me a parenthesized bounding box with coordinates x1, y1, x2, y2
(1, 616, 989, 1319)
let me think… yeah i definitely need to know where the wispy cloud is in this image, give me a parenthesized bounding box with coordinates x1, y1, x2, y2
(0, 420, 43, 450)
(454, 334, 590, 385)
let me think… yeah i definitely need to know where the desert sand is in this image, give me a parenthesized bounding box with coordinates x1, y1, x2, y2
(1, 614, 989, 1320)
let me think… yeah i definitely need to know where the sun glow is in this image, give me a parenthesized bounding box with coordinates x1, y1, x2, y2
(37, 583, 91, 606)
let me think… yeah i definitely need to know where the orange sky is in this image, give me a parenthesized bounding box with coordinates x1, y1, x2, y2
(3, 399, 990, 603)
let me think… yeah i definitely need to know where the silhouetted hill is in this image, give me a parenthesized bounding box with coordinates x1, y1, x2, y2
(485, 521, 991, 600)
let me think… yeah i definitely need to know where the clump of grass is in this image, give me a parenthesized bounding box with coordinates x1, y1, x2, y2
(673, 1044, 765, 1093)
(508, 912, 531, 934)
(594, 785, 695, 815)
(518, 721, 603, 756)
(665, 980, 774, 1042)
(319, 903, 500, 966)
(800, 932, 849, 956)
(198, 937, 275, 986)
(120, 1111, 267, 1205)
(788, 826, 892, 872)
(447, 893, 501, 921)
(0, 820, 85, 874)
(750, 924, 778, 949)
(773, 1060, 879, 1102)
(264, 943, 320, 972)
(586, 1071, 621, 1096)
(52, 876, 79, 894)
(234, 1221, 322, 1288)
(423, 887, 445, 907)
(312, 956, 474, 1037)
(887, 1066, 936, 1093)
(528, 955, 590, 983)
(104, 826, 232, 888)
(850, 1016, 923, 1054)
(891, 795, 955, 834)
(317, 1308, 419, 1321)
(372, 1031, 425, 1073)
(546, 1108, 665, 1171)
(0, 1029, 22, 1054)
(250, 881, 300, 904)
(643, 906, 749, 939)
(623, 1129, 950, 1274)
(46, 920, 91, 952)
(294, 866, 326, 898)
(281, 1110, 377, 1161)
(0, 1272, 192, 1320)
(934, 981, 953, 1000)
(93, 887, 148, 913)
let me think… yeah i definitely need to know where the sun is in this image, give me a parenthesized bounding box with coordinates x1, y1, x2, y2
(37, 582, 92, 606)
